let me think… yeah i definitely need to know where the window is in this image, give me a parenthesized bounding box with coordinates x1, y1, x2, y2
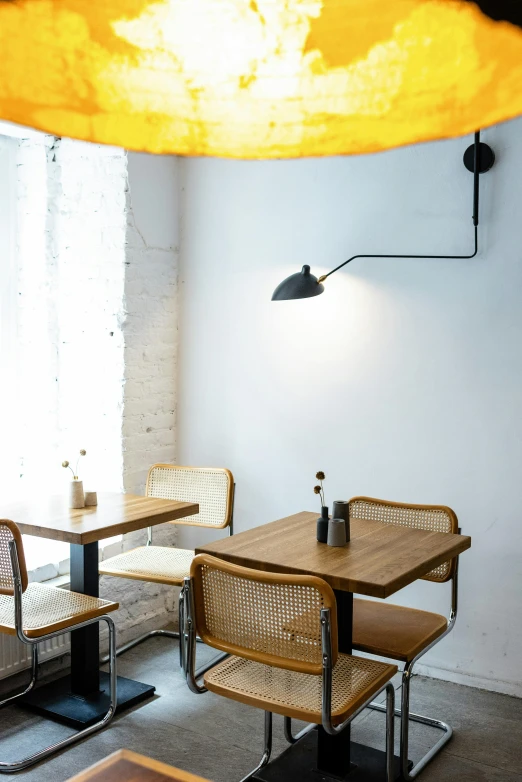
(0, 130, 69, 575)
(0, 126, 128, 578)
(0, 135, 18, 491)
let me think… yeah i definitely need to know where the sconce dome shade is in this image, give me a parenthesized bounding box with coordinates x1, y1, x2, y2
(272, 266, 324, 301)
(1, 1, 522, 159)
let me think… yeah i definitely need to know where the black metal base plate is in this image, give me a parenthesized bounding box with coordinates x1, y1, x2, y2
(19, 672, 155, 729)
(253, 730, 404, 782)
(463, 142, 495, 173)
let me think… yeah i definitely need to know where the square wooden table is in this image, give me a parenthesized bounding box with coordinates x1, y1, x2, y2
(2, 492, 198, 729)
(67, 749, 210, 781)
(197, 511, 471, 782)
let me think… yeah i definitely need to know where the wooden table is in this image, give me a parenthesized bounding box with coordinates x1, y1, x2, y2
(67, 749, 210, 781)
(197, 511, 471, 782)
(5, 492, 198, 729)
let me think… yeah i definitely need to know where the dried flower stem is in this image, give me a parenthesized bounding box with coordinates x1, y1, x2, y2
(62, 450, 86, 482)
(314, 471, 326, 508)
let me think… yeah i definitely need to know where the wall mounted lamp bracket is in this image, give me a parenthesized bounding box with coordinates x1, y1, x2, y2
(463, 141, 495, 174)
(272, 131, 495, 301)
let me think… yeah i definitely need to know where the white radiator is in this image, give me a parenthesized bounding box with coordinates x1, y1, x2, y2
(0, 633, 70, 680)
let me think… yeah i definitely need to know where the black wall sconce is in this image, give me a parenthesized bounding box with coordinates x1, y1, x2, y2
(272, 132, 495, 301)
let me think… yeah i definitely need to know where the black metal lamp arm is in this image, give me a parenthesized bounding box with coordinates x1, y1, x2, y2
(317, 130, 488, 285)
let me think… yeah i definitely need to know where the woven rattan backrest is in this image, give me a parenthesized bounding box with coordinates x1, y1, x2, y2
(191, 554, 338, 675)
(0, 520, 28, 595)
(146, 465, 233, 529)
(349, 497, 459, 582)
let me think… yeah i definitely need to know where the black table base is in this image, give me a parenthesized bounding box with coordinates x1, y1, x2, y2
(253, 729, 404, 782)
(20, 672, 155, 730)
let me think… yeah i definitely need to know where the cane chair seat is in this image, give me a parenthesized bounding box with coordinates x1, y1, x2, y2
(204, 653, 397, 725)
(99, 465, 233, 592)
(352, 599, 447, 663)
(0, 582, 118, 638)
(99, 546, 194, 586)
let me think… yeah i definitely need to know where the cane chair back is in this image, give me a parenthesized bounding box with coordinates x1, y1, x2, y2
(0, 520, 28, 595)
(349, 497, 459, 582)
(147, 465, 233, 529)
(190, 554, 338, 675)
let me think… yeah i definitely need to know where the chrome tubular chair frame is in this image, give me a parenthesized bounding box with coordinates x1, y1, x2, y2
(104, 585, 188, 666)
(366, 561, 459, 780)
(283, 716, 315, 745)
(0, 540, 117, 773)
(183, 578, 396, 782)
(104, 480, 236, 665)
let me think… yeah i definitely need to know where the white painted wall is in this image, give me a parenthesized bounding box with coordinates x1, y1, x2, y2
(177, 117, 522, 697)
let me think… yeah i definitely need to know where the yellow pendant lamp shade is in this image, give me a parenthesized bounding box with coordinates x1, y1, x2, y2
(1, 0, 522, 158)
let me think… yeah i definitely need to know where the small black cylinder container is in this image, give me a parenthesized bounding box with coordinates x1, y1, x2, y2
(316, 506, 329, 543)
(332, 500, 350, 541)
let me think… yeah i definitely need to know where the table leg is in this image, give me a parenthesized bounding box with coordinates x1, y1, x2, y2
(70, 542, 100, 694)
(20, 541, 156, 729)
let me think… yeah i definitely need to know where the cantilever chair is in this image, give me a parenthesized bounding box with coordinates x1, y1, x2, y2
(347, 497, 460, 780)
(99, 465, 234, 660)
(184, 554, 397, 782)
(0, 520, 118, 772)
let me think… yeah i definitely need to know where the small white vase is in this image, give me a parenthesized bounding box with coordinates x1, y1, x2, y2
(70, 480, 85, 509)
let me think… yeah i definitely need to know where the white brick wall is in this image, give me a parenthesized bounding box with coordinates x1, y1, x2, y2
(100, 152, 180, 644)
(122, 152, 179, 496)
(8, 133, 180, 645)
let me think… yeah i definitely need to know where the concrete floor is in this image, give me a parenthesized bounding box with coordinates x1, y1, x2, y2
(0, 638, 520, 781)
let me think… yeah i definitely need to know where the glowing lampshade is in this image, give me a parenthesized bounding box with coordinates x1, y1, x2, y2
(1, 0, 522, 158)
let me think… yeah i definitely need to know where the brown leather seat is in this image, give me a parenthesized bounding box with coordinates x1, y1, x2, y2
(353, 598, 447, 663)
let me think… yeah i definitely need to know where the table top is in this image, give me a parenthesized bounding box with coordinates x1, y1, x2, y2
(66, 749, 210, 781)
(196, 511, 471, 598)
(2, 493, 199, 546)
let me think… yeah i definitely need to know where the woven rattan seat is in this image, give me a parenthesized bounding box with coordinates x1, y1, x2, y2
(100, 465, 233, 588)
(205, 652, 396, 726)
(98, 465, 234, 665)
(0, 519, 119, 772)
(99, 546, 194, 586)
(185, 555, 397, 781)
(0, 582, 118, 638)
